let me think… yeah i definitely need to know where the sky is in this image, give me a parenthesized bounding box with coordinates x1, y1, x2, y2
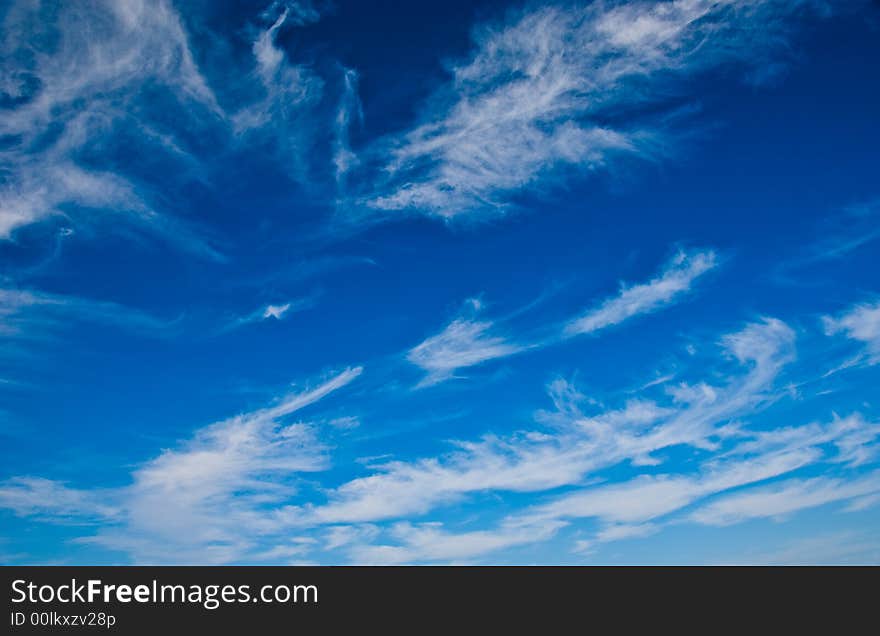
(0, 0, 879, 565)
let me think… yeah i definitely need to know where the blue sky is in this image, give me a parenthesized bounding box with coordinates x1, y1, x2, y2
(0, 0, 879, 564)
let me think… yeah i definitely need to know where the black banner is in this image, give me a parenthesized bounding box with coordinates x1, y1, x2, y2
(3, 566, 877, 633)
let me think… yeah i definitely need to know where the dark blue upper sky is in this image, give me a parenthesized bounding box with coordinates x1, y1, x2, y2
(0, 0, 879, 564)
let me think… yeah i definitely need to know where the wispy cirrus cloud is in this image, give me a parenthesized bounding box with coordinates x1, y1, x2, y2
(0, 366, 362, 563)
(406, 298, 523, 387)
(519, 447, 821, 535)
(690, 472, 880, 526)
(298, 318, 798, 529)
(823, 300, 880, 364)
(218, 296, 316, 335)
(363, 0, 837, 218)
(297, 318, 878, 562)
(406, 247, 716, 386)
(0, 0, 340, 255)
(780, 199, 880, 274)
(0, 0, 855, 251)
(517, 412, 879, 541)
(331, 407, 879, 562)
(263, 303, 294, 320)
(2, 313, 879, 564)
(0, 286, 176, 341)
(334, 68, 363, 187)
(233, 3, 323, 145)
(0, 477, 120, 522)
(348, 520, 564, 565)
(0, 0, 223, 253)
(724, 413, 880, 469)
(565, 248, 716, 336)
(727, 530, 880, 565)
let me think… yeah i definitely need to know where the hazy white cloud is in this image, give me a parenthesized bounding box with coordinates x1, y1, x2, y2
(334, 68, 363, 186)
(297, 318, 798, 528)
(521, 447, 820, 530)
(565, 249, 716, 336)
(0, 0, 220, 245)
(0, 161, 150, 240)
(363, 408, 876, 560)
(726, 413, 880, 468)
(0, 0, 335, 256)
(332, 404, 876, 561)
(0, 367, 362, 563)
(0, 477, 119, 521)
(823, 300, 880, 364)
(405, 247, 716, 386)
(726, 530, 880, 565)
(218, 297, 315, 334)
(260, 0, 321, 28)
(348, 520, 564, 564)
(366, 0, 832, 218)
(264, 303, 293, 320)
(99, 368, 363, 561)
(407, 299, 523, 386)
(773, 199, 880, 284)
(592, 522, 660, 545)
(2, 310, 879, 563)
(232, 2, 323, 177)
(323, 524, 380, 552)
(0, 286, 174, 341)
(690, 472, 880, 526)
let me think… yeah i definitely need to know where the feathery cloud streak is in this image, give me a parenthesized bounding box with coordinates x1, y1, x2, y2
(406, 299, 523, 387)
(566, 249, 716, 335)
(0, 366, 362, 562)
(0, 0, 220, 246)
(366, 0, 836, 218)
(300, 318, 797, 528)
(0, 286, 174, 341)
(2, 312, 879, 563)
(407, 248, 715, 385)
(823, 300, 880, 364)
(0, 0, 331, 253)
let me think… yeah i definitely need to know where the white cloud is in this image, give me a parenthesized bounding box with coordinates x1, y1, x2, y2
(323, 524, 380, 551)
(334, 68, 362, 186)
(3, 309, 879, 563)
(593, 523, 659, 545)
(217, 297, 315, 334)
(521, 409, 879, 553)
(295, 318, 798, 528)
(264, 303, 293, 320)
(690, 472, 880, 526)
(823, 300, 880, 364)
(0, 286, 174, 341)
(405, 247, 716, 385)
(357, 408, 875, 560)
(0, 366, 362, 563)
(0, 477, 119, 521)
(726, 531, 880, 565)
(232, 2, 323, 172)
(0, 0, 220, 245)
(0, 161, 149, 240)
(520, 447, 821, 530)
(406, 299, 523, 386)
(347, 520, 563, 565)
(253, 10, 291, 79)
(725, 413, 880, 468)
(365, 0, 831, 217)
(331, 403, 876, 561)
(565, 249, 716, 336)
(104, 371, 363, 559)
(773, 199, 880, 282)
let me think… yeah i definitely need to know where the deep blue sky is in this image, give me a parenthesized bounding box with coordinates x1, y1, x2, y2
(0, 0, 879, 564)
